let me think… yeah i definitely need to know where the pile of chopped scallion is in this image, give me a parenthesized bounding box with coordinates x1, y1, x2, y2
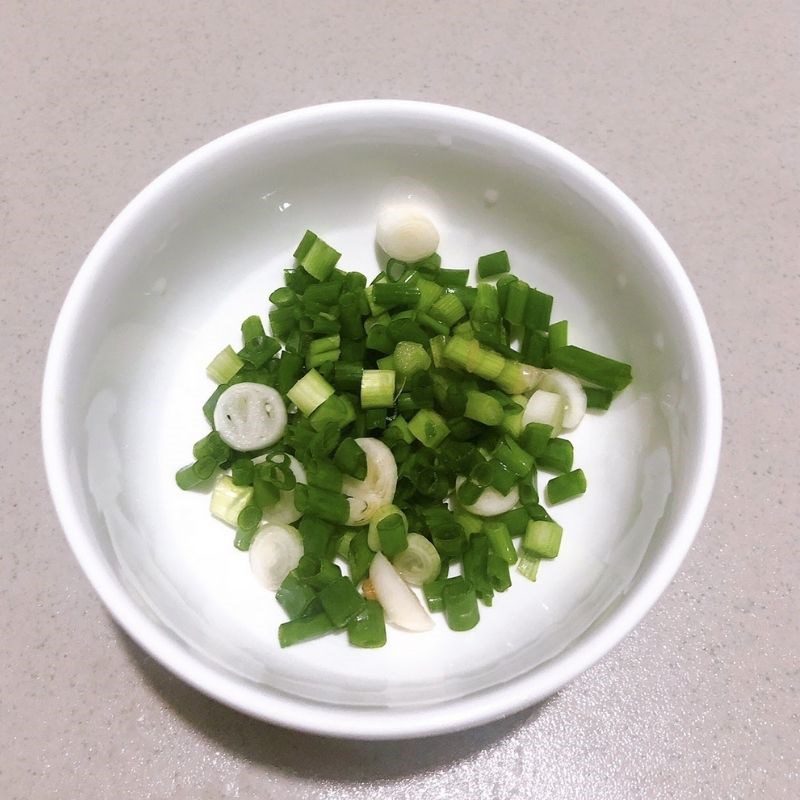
(177, 225, 632, 649)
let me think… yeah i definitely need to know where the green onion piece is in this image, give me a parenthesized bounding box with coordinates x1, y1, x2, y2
(192, 431, 231, 464)
(411, 252, 442, 273)
(584, 386, 614, 410)
(306, 348, 340, 368)
(462, 535, 493, 605)
(454, 510, 483, 537)
(472, 283, 500, 325)
(432, 268, 470, 288)
(300, 486, 351, 524)
(269, 286, 296, 308)
(408, 409, 450, 448)
(456, 478, 483, 506)
(364, 285, 387, 316)
(230, 458, 255, 486)
(487, 459, 517, 494)
(337, 531, 355, 560)
(269, 306, 297, 340)
(428, 335, 447, 369)
(347, 599, 386, 648)
(391, 533, 441, 585)
(522, 519, 563, 558)
(519, 421, 554, 456)
(360, 369, 395, 409)
(333, 437, 367, 480)
(519, 477, 539, 508)
(340, 338, 366, 363)
(338, 292, 365, 340)
(287, 368, 335, 416)
(495, 274, 517, 312)
(386, 317, 428, 346)
(318, 576, 366, 628)
(276, 572, 317, 620)
(308, 334, 341, 357)
(236, 503, 262, 533)
(549, 345, 633, 391)
(239, 335, 281, 368)
(517, 554, 541, 582)
(304, 280, 343, 304)
(393, 341, 432, 377)
(502, 405, 524, 438)
(277, 351, 303, 396)
(365, 324, 395, 354)
(292, 229, 317, 260)
(241, 315, 266, 343)
(278, 612, 335, 648)
(385, 258, 408, 281)
(295, 554, 342, 590)
(309, 394, 356, 432)
(413, 276, 444, 311)
(417, 311, 450, 336)
(252, 476, 280, 509)
(442, 577, 480, 631)
(423, 579, 445, 613)
(364, 407, 388, 430)
(367, 504, 407, 551)
(464, 391, 504, 426)
(487, 506, 529, 537)
(429, 293, 467, 326)
(444, 336, 505, 380)
(347, 529, 374, 584)
(305, 458, 343, 493)
(546, 469, 587, 505)
(484, 521, 517, 565)
(372, 282, 420, 309)
(202, 384, 227, 424)
(520, 329, 548, 367)
(376, 354, 395, 371)
(524, 287, 553, 331)
(503, 279, 529, 326)
(298, 235, 341, 282)
(548, 320, 568, 351)
(297, 516, 334, 558)
(477, 250, 510, 278)
(487, 553, 512, 592)
(494, 436, 534, 478)
(209, 475, 253, 527)
(175, 458, 216, 490)
(332, 362, 364, 392)
(452, 285, 478, 311)
(206, 345, 244, 384)
(377, 513, 409, 558)
(537, 437, 574, 473)
(431, 521, 466, 557)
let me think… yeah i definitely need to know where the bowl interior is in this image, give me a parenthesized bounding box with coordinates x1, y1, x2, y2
(46, 103, 715, 733)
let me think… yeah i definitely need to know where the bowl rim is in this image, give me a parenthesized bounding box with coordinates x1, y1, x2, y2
(41, 99, 722, 739)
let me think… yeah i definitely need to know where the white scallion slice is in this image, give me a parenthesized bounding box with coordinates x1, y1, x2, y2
(455, 476, 520, 517)
(522, 389, 565, 435)
(249, 523, 303, 590)
(213, 382, 287, 451)
(341, 438, 398, 525)
(376, 204, 440, 263)
(539, 369, 587, 430)
(369, 552, 433, 632)
(391, 533, 441, 586)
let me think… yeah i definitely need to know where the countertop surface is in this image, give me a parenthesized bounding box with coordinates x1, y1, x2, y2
(2, 1, 798, 797)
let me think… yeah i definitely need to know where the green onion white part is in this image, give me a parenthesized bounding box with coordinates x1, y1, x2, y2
(249, 523, 304, 590)
(539, 369, 587, 430)
(369, 552, 434, 632)
(213, 383, 287, 450)
(455, 476, 520, 517)
(340, 438, 398, 525)
(253, 453, 306, 525)
(375, 204, 439, 262)
(522, 389, 565, 435)
(209, 475, 253, 527)
(391, 533, 441, 586)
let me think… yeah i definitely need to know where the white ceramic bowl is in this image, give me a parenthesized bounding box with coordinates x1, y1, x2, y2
(42, 101, 721, 739)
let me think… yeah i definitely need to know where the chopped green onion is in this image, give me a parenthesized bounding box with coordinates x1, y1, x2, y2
(524, 287, 553, 331)
(549, 345, 633, 391)
(444, 336, 505, 380)
(209, 475, 253, 527)
(206, 345, 244, 384)
(192, 431, 231, 464)
(393, 341, 432, 377)
(522, 519, 563, 558)
(516, 554, 540, 582)
(332, 361, 364, 392)
(236, 503, 262, 533)
(333, 437, 368, 480)
(360, 369, 395, 409)
(432, 268, 470, 288)
(584, 386, 614, 410)
(408, 409, 450, 448)
(486, 506, 529, 537)
(546, 468, 587, 504)
(548, 320, 568, 351)
(347, 599, 386, 648)
(298, 516, 335, 558)
(520, 329, 548, 367)
(278, 612, 335, 648)
(175, 457, 217, 490)
(268, 286, 296, 308)
(241, 315, 266, 342)
(276, 572, 317, 620)
(464, 391, 504, 426)
(296, 232, 341, 281)
(442, 577, 480, 631)
(287, 368, 335, 416)
(367, 504, 408, 553)
(477, 250, 510, 278)
(347, 529, 374, 584)
(295, 555, 342, 590)
(413, 275, 444, 311)
(429, 293, 466, 326)
(277, 351, 303, 395)
(423, 579, 445, 613)
(471, 283, 500, 326)
(484, 521, 517, 565)
(318, 576, 366, 628)
(537, 437, 574, 473)
(519, 422, 554, 457)
(295, 484, 350, 524)
(372, 282, 420, 309)
(309, 394, 356, 431)
(231, 458, 255, 486)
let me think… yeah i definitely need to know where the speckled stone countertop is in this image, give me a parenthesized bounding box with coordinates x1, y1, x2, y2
(3, 1, 798, 797)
